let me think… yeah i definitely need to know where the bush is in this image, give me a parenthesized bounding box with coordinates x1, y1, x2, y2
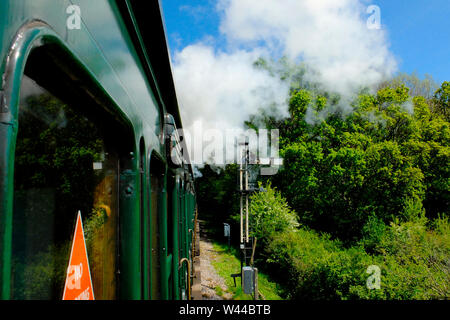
(359, 213, 387, 253)
(249, 183, 299, 243)
(264, 214, 450, 299)
(374, 218, 450, 299)
(266, 229, 382, 300)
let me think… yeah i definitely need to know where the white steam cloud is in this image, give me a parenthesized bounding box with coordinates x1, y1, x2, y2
(218, 0, 397, 95)
(174, 45, 289, 134)
(172, 0, 398, 164)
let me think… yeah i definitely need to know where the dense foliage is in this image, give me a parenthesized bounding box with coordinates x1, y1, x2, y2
(196, 68, 450, 299)
(248, 183, 299, 242)
(272, 83, 449, 242)
(255, 188, 450, 299)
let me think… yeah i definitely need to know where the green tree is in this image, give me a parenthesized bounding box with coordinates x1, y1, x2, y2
(433, 81, 450, 122)
(249, 183, 299, 245)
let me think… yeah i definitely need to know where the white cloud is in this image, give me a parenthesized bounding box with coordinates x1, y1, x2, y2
(172, 0, 398, 164)
(173, 44, 289, 164)
(173, 44, 288, 131)
(217, 0, 397, 96)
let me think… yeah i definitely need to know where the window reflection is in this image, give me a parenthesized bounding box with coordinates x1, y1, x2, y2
(12, 75, 118, 300)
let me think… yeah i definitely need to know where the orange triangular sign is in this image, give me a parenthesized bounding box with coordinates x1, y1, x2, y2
(62, 211, 95, 300)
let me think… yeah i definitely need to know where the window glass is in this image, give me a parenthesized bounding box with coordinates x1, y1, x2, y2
(167, 177, 175, 260)
(150, 171, 161, 300)
(12, 75, 118, 300)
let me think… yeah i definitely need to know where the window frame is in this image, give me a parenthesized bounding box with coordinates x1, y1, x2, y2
(0, 23, 136, 300)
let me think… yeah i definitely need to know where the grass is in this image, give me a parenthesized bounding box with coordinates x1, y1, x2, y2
(210, 241, 283, 300)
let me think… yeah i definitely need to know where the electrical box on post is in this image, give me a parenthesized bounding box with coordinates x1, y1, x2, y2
(224, 223, 230, 237)
(242, 266, 254, 295)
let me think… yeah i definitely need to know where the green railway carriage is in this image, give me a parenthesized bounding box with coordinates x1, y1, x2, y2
(0, 0, 197, 300)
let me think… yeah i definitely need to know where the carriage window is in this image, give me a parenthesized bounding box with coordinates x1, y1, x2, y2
(150, 172, 161, 300)
(12, 74, 118, 300)
(166, 177, 174, 259)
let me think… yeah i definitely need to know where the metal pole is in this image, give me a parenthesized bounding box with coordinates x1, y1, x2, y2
(245, 194, 249, 243)
(239, 145, 243, 244)
(244, 143, 249, 243)
(254, 268, 259, 300)
(240, 195, 243, 244)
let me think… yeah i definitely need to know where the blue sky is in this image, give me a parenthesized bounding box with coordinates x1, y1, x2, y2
(161, 0, 220, 52)
(161, 0, 449, 85)
(375, 0, 450, 84)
